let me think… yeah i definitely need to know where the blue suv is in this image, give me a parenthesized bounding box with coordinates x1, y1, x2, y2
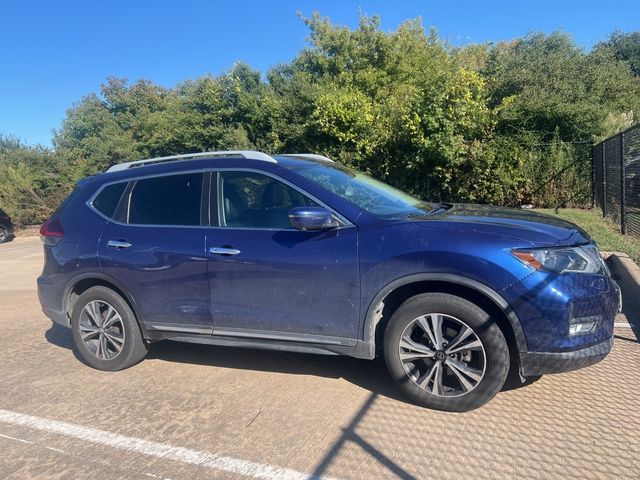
(37, 151, 619, 411)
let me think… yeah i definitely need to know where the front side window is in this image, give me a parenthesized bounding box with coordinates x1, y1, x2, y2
(128, 173, 203, 226)
(287, 163, 435, 218)
(218, 172, 317, 229)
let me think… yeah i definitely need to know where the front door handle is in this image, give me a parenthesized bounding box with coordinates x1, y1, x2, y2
(209, 247, 241, 256)
(107, 240, 132, 249)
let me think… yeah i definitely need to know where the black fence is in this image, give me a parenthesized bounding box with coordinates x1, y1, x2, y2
(592, 123, 640, 235)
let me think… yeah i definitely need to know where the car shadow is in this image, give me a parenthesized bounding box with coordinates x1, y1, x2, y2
(45, 322, 96, 366)
(45, 322, 536, 404)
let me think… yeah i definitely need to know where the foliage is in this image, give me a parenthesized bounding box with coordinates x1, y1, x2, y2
(0, 135, 74, 225)
(2, 14, 640, 225)
(595, 31, 640, 77)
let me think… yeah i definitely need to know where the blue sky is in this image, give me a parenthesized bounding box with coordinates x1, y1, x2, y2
(2, 0, 638, 147)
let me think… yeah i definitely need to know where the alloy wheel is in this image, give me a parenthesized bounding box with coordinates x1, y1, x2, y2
(398, 313, 486, 397)
(79, 300, 126, 360)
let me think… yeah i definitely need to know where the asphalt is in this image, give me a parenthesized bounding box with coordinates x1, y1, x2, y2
(1, 236, 639, 479)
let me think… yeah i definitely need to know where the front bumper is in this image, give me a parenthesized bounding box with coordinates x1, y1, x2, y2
(500, 265, 619, 377)
(519, 336, 613, 376)
(502, 269, 619, 352)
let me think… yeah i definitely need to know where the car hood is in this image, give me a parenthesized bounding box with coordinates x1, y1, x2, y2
(412, 204, 591, 247)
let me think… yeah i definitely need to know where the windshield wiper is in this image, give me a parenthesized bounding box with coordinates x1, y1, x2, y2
(424, 203, 453, 215)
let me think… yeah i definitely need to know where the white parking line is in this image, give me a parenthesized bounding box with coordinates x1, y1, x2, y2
(0, 409, 337, 480)
(0, 432, 174, 480)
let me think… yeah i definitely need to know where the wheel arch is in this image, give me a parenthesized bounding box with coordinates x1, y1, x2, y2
(64, 273, 144, 330)
(363, 273, 528, 356)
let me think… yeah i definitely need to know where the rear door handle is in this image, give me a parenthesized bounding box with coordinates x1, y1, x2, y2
(209, 247, 241, 256)
(107, 240, 132, 249)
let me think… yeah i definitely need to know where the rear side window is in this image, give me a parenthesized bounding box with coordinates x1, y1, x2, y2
(128, 173, 203, 226)
(93, 182, 127, 218)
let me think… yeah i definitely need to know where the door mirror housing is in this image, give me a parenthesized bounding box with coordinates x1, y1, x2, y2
(288, 206, 340, 231)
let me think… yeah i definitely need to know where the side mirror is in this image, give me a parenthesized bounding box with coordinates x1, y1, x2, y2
(288, 206, 340, 231)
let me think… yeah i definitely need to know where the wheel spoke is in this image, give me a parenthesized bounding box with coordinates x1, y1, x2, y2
(431, 361, 444, 396)
(446, 359, 475, 392)
(99, 335, 109, 359)
(430, 315, 444, 350)
(83, 303, 100, 327)
(446, 357, 483, 382)
(417, 315, 438, 348)
(103, 308, 120, 329)
(103, 331, 124, 353)
(415, 362, 438, 389)
(444, 325, 473, 353)
(94, 333, 102, 358)
(80, 325, 100, 341)
(399, 336, 435, 362)
(400, 351, 434, 362)
(94, 302, 105, 326)
(446, 338, 483, 355)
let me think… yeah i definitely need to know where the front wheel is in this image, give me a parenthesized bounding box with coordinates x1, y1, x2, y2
(384, 293, 509, 412)
(71, 286, 148, 370)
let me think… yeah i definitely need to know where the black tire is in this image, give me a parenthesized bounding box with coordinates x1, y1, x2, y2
(0, 225, 8, 243)
(71, 286, 148, 370)
(384, 292, 509, 412)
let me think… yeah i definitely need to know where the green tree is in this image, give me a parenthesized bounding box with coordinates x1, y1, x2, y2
(595, 31, 640, 76)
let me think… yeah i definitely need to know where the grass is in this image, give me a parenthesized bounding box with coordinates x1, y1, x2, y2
(536, 208, 640, 263)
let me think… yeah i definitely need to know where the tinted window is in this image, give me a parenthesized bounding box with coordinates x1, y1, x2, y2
(129, 173, 203, 226)
(93, 182, 127, 218)
(219, 172, 316, 229)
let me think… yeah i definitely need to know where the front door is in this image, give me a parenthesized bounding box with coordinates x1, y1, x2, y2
(207, 170, 360, 343)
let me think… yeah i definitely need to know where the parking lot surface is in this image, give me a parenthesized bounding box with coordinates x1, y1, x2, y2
(1, 236, 639, 479)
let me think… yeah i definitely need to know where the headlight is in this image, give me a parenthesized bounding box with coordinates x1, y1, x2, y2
(512, 245, 608, 274)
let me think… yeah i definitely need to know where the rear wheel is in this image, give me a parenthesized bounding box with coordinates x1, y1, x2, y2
(0, 225, 8, 243)
(71, 286, 148, 370)
(384, 292, 509, 412)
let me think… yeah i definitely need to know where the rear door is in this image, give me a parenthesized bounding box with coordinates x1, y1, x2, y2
(206, 170, 360, 343)
(97, 171, 212, 334)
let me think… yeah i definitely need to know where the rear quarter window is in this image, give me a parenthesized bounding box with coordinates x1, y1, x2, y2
(92, 182, 128, 218)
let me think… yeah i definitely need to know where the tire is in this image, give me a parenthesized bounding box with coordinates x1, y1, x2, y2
(0, 225, 8, 243)
(71, 286, 148, 370)
(384, 292, 509, 412)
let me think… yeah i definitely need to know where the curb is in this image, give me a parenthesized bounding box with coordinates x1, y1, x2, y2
(603, 252, 640, 324)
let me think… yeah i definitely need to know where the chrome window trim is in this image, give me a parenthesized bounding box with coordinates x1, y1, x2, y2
(86, 168, 211, 228)
(86, 167, 354, 230)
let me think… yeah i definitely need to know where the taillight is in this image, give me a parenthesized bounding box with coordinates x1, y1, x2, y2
(40, 217, 64, 245)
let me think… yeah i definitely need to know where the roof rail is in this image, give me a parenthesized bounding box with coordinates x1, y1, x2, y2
(278, 153, 335, 163)
(106, 150, 277, 173)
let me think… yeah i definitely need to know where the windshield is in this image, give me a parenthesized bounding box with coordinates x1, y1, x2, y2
(288, 162, 435, 217)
